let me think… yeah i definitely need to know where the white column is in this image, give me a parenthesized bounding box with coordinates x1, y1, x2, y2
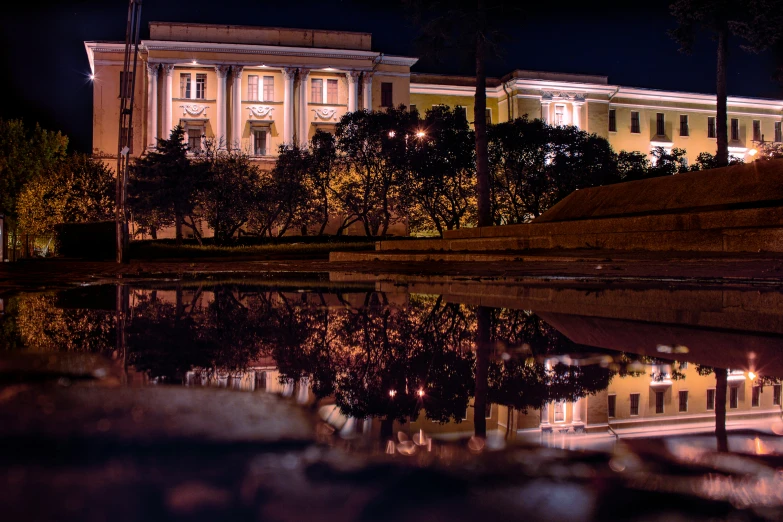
(215, 65, 230, 149)
(572, 397, 584, 430)
(283, 67, 296, 145)
(362, 72, 373, 111)
(347, 71, 360, 112)
(231, 66, 243, 150)
(541, 360, 552, 430)
(571, 100, 583, 129)
(540, 100, 551, 124)
(298, 68, 311, 147)
(161, 64, 174, 139)
(146, 62, 158, 149)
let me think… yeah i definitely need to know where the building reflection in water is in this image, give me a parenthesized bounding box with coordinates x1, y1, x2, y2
(1, 280, 781, 453)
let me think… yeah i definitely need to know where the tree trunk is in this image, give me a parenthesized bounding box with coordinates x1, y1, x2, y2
(175, 211, 183, 246)
(714, 368, 728, 452)
(716, 25, 729, 167)
(473, 306, 491, 438)
(474, 0, 492, 227)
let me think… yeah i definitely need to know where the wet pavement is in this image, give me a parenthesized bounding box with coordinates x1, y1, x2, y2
(1, 274, 783, 521)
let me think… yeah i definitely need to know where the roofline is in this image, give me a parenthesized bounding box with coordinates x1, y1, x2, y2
(148, 20, 373, 38)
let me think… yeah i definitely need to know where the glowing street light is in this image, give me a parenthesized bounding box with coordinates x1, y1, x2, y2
(88, 73, 96, 81)
(748, 148, 759, 157)
(417, 388, 425, 397)
(415, 130, 426, 138)
(388, 130, 396, 138)
(389, 389, 397, 398)
(748, 371, 757, 380)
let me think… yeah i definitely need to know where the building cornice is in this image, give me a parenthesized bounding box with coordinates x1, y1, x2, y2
(141, 40, 418, 66)
(410, 82, 504, 98)
(615, 86, 783, 111)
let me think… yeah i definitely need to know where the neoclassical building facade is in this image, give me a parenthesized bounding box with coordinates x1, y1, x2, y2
(85, 21, 783, 166)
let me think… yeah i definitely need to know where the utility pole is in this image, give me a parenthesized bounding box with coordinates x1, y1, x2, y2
(116, 0, 143, 263)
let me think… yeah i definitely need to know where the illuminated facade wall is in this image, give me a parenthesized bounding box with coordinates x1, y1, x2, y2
(411, 70, 783, 165)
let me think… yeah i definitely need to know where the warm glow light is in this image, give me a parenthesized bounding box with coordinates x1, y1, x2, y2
(324, 67, 335, 71)
(88, 74, 95, 81)
(417, 389, 425, 397)
(389, 389, 397, 398)
(748, 148, 758, 157)
(259, 65, 268, 68)
(388, 130, 396, 138)
(748, 371, 757, 380)
(415, 130, 426, 138)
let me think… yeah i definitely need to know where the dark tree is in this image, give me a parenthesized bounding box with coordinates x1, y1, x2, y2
(128, 126, 203, 242)
(407, 1, 518, 228)
(670, 0, 783, 166)
(308, 130, 339, 236)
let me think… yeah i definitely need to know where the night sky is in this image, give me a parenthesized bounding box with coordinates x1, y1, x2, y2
(1, 0, 780, 153)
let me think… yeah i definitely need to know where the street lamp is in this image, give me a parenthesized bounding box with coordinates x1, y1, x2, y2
(415, 130, 426, 138)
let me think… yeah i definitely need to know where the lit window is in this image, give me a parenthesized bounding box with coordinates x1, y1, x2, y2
(263, 76, 274, 102)
(607, 394, 616, 418)
(731, 118, 739, 141)
(253, 129, 267, 156)
(707, 389, 715, 411)
(187, 127, 203, 153)
(630, 393, 640, 416)
(553, 401, 566, 422)
(381, 82, 393, 107)
(730, 386, 739, 409)
(708, 117, 716, 139)
(753, 120, 761, 142)
(327, 79, 338, 104)
(195, 74, 206, 100)
(678, 390, 688, 412)
(752, 385, 760, 407)
(631, 111, 640, 134)
(180, 73, 191, 99)
(608, 109, 617, 132)
(554, 104, 565, 126)
(248, 75, 259, 101)
(656, 113, 665, 136)
(680, 115, 689, 137)
(655, 390, 665, 414)
(311, 78, 323, 103)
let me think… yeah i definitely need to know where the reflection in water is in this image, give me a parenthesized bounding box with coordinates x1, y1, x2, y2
(1, 281, 782, 451)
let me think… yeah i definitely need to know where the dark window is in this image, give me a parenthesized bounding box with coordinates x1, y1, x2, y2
(608, 109, 617, 132)
(485, 108, 492, 124)
(731, 118, 739, 141)
(326, 79, 338, 104)
(753, 120, 761, 142)
(253, 129, 266, 156)
(730, 386, 739, 409)
(180, 73, 191, 99)
(455, 106, 467, 121)
(187, 128, 202, 152)
(776, 122, 782, 143)
(311, 78, 323, 103)
(630, 393, 640, 415)
(679, 390, 688, 412)
(381, 82, 393, 107)
(631, 111, 640, 134)
(409, 104, 417, 113)
(655, 390, 665, 414)
(195, 74, 206, 99)
(608, 395, 616, 418)
(708, 117, 716, 138)
(707, 389, 716, 411)
(263, 76, 274, 102)
(247, 75, 258, 101)
(119, 71, 133, 98)
(680, 115, 689, 136)
(752, 386, 760, 407)
(656, 113, 665, 136)
(485, 402, 492, 419)
(774, 384, 781, 406)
